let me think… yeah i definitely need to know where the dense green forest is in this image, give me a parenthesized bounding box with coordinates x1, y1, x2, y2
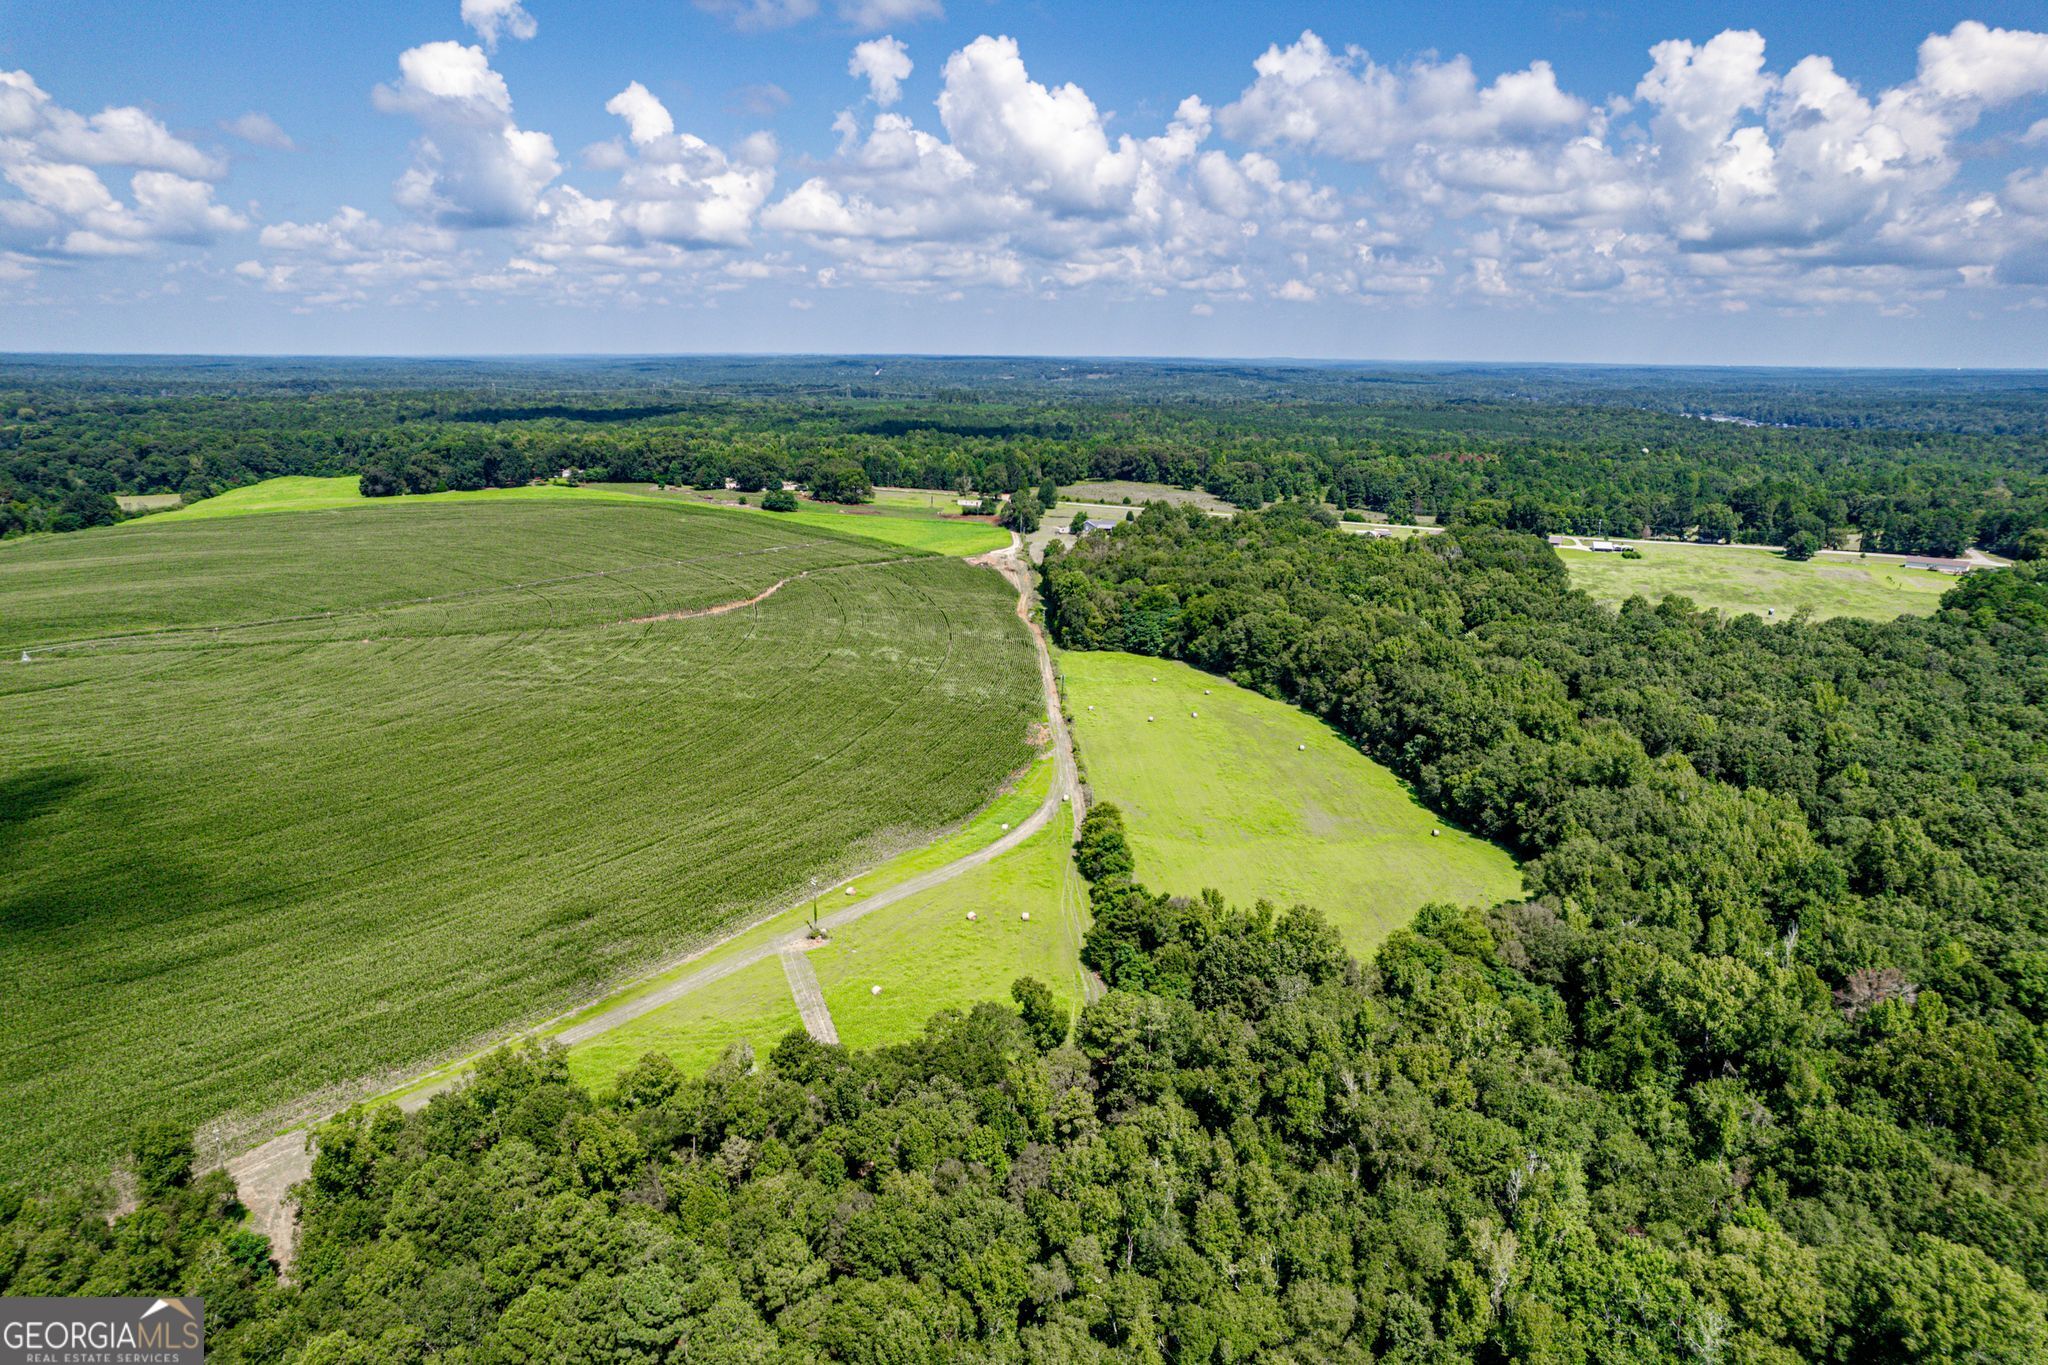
(8, 511, 2048, 1360)
(5, 358, 2046, 555)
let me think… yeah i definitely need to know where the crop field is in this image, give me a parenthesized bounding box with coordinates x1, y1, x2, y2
(1557, 542, 1955, 621)
(0, 498, 1039, 1180)
(2, 497, 889, 649)
(155, 474, 664, 522)
(1061, 651, 1522, 956)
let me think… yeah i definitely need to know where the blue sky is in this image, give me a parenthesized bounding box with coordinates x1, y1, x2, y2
(2, 1, 2046, 363)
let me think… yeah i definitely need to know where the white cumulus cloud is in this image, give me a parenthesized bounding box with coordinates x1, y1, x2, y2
(849, 37, 914, 108)
(222, 111, 294, 151)
(461, 0, 538, 49)
(374, 41, 560, 227)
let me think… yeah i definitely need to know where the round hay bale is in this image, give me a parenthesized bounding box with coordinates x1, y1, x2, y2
(1020, 911, 1031, 922)
(871, 984, 883, 995)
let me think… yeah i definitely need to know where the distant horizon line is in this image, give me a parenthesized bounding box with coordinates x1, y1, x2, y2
(1, 350, 2044, 376)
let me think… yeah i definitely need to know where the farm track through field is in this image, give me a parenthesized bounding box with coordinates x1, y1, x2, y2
(781, 949, 839, 1045)
(17, 539, 854, 655)
(224, 535, 1080, 1266)
(621, 553, 927, 625)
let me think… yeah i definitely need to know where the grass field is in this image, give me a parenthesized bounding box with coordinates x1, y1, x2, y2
(154, 475, 662, 521)
(1060, 481, 1236, 513)
(597, 483, 1011, 556)
(116, 493, 182, 513)
(145, 475, 1011, 557)
(565, 957, 805, 1093)
(0, 498, 1039, 1180)
(1061, 651, 1522, 957)
(1558, 542, 1955, 621)
(809, 799, 1086, 1051)
(563, 755, 1077, 1089)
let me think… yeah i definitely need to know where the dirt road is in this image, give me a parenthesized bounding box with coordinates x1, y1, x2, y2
(780, 948, 839, 1045)
(224, 534, 1079, 1264)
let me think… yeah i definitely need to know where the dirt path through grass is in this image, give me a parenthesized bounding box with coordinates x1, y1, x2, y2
(780, 948, 839, 1044)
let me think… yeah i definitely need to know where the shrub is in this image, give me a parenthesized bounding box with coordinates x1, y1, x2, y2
(762, 489, 799, 512)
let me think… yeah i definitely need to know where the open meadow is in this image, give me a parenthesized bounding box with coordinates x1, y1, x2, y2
(1059, 481, 1237, 513)
(0, 494, 1039, 1180)
(612, 483, 1012, 556)
(1060, 651, 1522, 955)
(561, 756, 1064, 1089)
(1558, 541, 1955, 621)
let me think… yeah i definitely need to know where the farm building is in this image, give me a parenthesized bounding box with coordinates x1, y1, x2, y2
(1075, 518, 1118, 535)
(1588, 541, 1625, 553)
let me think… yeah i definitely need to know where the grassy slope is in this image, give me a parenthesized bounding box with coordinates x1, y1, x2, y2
(0, 500, 1038, 1179)
(150, 476, 1010, 557)
(1061, 651, 1522, 957)
(810, 802, 1087, 1051)
(0, 498, 882, 651)
(564, 757, 1075, 1089)
(154, 475, 654, 521)
(594, 483, 1011, 556)
(565, 958, 805, 1093)
(1559, 543, 1953, 621)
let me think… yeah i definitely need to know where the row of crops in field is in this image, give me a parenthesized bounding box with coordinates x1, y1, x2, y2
(0, 499, 1040, 1180)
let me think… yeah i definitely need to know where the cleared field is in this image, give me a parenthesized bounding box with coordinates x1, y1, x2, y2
(1558, 542, 1954, 621)
(155, 475, 655, 521)
(1061, 481, 1237, 513)
(601, 484, 1011, 556)
(115, 493, 182, 513)
(1061, 651, 1522, 956)
(1, 497, 884, 651)
(807, 797, 1086, 1051)
(0, 499, 1038, 1180)
(151, 476, 1010, 557)
(565, 957, 804, 1092)
(564, 756, 1076, 1088)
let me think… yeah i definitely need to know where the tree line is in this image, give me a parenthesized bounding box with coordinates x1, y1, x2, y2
(5, 361, 2047, 557)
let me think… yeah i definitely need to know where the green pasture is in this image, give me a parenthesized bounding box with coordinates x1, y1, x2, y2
(1558, 542, 1955, 621)
(1059, 481, 1237, 513)
(140, 475, 1009, 556)
(565, 957, 804, 1093)
(809, 805, 1087, 1051)
(0, 499, 1039, 1180)
(561, 757, 1073, 1088)
(153, 475, 657, 521)
(596, 483, 1010, 557)
(1060, 651, 1522, 957)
